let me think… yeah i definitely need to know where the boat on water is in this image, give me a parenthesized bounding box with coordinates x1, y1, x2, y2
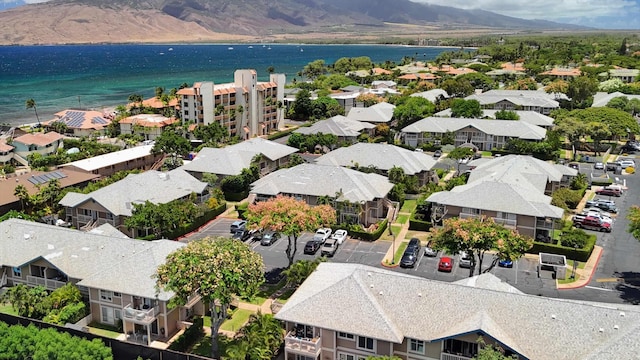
(228, 47, 234, 50)
(248, 46, 253, 49)
(300, 48, 304, 52)
(168, 48, 173, 51)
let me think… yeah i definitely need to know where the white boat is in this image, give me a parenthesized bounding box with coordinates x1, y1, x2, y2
(300, 48, 304, 52)
(267, 46, 271, 50)
(248, 46, 253, 49)
(228, 47, 234, 50)
(168, 48, 173, 51)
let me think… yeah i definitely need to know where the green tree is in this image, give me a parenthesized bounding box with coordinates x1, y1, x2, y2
(566, 76, 599, 109)
(246, 195, 336, 267)
(388, 166, 405, 184)
(239, 312, 284, 359)
(193, 122, 229, 146)
(431, 217, 533, 277)
(451, 99, 482, 118)
(312, 96, 344, 119)
(301, 59, 327, 80)
(151, 125, 191, 168)
(25, 98, 40, 126)
(393, 96, 435, 128)
(1, 284, 49, 318)
(13, 184, 29, 212)
(474, 338, 517, 360)
(457, 72, 495, 92)
(586, 122, 612, 156)
(494, 110, 519, 120)
(627, 206, 640, 240)
(290, 89, 314, 120)
(555, 117, 586, 160)
(440, 78, 475, 98)
(282, 258, 326, 287)
(0, 322, 113, 359)
(155, 237, 264, 360)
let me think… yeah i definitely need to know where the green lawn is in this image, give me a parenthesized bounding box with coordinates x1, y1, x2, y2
(395, 214, 409, 225)
(400, 199, 417, 213)
(0, 304, 17, 316)
(391, 242, 408, 265)
(481, 151, 492, 157)
(239, 295, 267, 306)
(220, 309, 253, 332)
(87, 322, 121, 339)
(192, 333, 234, 357)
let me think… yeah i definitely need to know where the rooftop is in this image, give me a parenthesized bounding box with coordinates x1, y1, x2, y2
(294, 115, 375, 137)
(401, 117, 547, 140)
(346, 102, 395, 124)
(60, 145, 154, 172)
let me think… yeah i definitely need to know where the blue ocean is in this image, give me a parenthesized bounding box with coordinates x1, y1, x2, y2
(0, 44, 455, 125)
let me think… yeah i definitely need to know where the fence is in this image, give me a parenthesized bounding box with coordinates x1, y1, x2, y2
(0, 313, 210, 360)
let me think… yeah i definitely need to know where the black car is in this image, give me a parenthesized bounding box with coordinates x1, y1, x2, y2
(433, 150, 442, 158)
(400, 247, 420, 268)
(594, 202, 619, 213)
(232, 229, 251, 241)
(304, 240, 322, 254)
(260, 231, 280, 246)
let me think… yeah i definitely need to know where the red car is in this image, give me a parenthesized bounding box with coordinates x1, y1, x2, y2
(438, 256, 453, 272)
(595, 187, 621, 197)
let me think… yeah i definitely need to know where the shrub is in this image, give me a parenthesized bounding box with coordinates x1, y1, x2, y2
(348, 219, 388, 241)
(560, 228, 589, 248)
(551, 188, 583, 210)
(409, 212, 431, 231)
(168, 316, 204, 352)
(527, 234, 596, 262)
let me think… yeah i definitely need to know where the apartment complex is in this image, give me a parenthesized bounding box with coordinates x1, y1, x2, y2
(177, 70, 285, 139)
(276, 263, 640, 360)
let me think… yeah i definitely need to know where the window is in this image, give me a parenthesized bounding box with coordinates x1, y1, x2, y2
(339, 354, 355, 360)
(113, 292, 121, 297)
(338, 332, 355, 340)
(100, 290, 113, 302)
(101, 306, 121, 325)
(357, 336, 375, 351)
(12, 267, 21, 277)
(444, 339, 478, 358)
(409, 339, 425, 354)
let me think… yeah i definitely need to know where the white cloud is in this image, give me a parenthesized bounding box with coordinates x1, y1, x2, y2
(411, 0, 640, 23)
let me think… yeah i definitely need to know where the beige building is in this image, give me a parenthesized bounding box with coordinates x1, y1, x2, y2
(177, 69, 285, 139)
(59, 145, 164, 178)
(0, 219, 204, 345)
(276, 262, 640, 360)
(43, 110, 112, 137)
(118, 114, 179, 141)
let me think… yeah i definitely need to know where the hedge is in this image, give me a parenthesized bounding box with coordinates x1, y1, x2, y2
(168, 316, 204, 352)
(267, 126, 299, 141)
(165, 202, 227, 239)
(236, 202, 249, 219)
(348, 219, 388, 241)
(526, 234, 596, 262)
(224, 190, 249, 202)
(409, 213, 432, 231)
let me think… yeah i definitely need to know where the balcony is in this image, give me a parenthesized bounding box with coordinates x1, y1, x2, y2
(284, 331, 321, 357)
(492, 217, 517, 228)
(123, 304, 158, 325)
(536, 218, 556, 229)
(459, 212, 481, 220)
(441, 353, 473, 360)
(26, 275, 66, 290)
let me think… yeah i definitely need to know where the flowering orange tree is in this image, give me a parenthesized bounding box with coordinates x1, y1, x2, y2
(430, 217, 533, 277)
(155, 237, 264, 359)
(246, 195, 336, 268)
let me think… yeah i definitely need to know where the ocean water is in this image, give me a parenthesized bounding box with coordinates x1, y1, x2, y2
(0, 44, 456, 125)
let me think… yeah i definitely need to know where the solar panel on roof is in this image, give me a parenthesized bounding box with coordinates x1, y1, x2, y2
(26, 170, 68, 185)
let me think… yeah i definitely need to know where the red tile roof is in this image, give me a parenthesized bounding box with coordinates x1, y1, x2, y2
(14, 131, 63, 146)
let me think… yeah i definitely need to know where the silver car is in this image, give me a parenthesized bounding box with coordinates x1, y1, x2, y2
(424, 242, 437, 257)
(459, 251, 473, 268)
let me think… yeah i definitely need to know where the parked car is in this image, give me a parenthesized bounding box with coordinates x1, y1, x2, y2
(619, 159, 636, 168)
(313, 228, 332, 244)
(232, 229, 251, 241)
(400, 245, 420, 268)
(594, 162, 604, 170)
(424, 241, 437, 257)
(433, 150, 442, 158)
(585, 198, 616, 208)
(573, 211, 613, 225)
(246, 228, 263, 242)
(331, 229, 348, 245)
(304, 240, 322, 254)
(568, 162, 580, 170)
(406, 238, 422, 252)
(595, 186, 622, 197)
(592, 202, 619, 214)
(574, 216, 612, 233)
(321, 238, 339, 257)
(230, 220, 247, 233)
(438, 257, 453, 272)
(498, 258, 514, 268)
(459, 251, 473, 268)
(260, 231, 280, 246)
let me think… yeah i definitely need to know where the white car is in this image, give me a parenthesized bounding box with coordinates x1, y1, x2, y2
(459, 251, 473, 268)
(331, 229, 348, 245)
(313, 228, 332, 244)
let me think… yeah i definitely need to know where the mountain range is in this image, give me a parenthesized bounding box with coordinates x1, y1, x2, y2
(0, 0, 588, 45)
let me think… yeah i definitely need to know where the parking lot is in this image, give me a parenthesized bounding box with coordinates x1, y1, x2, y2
(182, 217, 547, 288)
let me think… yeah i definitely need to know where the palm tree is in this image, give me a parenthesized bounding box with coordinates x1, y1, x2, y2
(13, 184, 29, 212)
(25, 98, 40, 127)
(225, 340, 250, 360)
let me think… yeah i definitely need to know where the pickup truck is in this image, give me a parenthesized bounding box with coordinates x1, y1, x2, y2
(573, 211, 612, 225)
(574, 216, 612, 232)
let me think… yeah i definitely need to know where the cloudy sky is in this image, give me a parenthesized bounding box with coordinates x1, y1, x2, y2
(413, 0, 640, 29)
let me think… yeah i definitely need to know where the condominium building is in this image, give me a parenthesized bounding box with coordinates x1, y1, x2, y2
(177, 70, 285, 139)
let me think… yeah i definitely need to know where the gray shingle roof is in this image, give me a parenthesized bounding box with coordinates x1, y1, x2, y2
(314, 143, 437, 175)
(468, 155, 577, 188)
(250, 164, 393, 203)
(592, 92, 640, 107)
(0, 219, 183, 300)
(181, 138, 297, 176)
(434, 109, 554, 127)
(401, 117, 546, 140)
(294, 115, 375, 137)
(59, 169, 207, 216)
(347, 102, 395, 123)
(410, 89, 450, 102)
(465, 89, 564, 108)
(276, 263, 640, 360)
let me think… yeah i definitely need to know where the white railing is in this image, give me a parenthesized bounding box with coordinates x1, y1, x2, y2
(77, 214, 93, 223)
(26, 275, 66, 290)
(492, 217, 517, 227)
(284, 331, 321, 356)
(96, 218, 117, 227)
(459, 212, 481, 220)
(123, 304, 158, 325)
(441, 353, 473, 360)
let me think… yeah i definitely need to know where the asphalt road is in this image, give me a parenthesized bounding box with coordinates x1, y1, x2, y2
(182, 158, 640, 304)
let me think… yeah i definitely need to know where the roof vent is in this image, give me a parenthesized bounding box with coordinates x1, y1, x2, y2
(551, 314, 556, 320)
(24, 233, 30, 240)
(598, 328, 604, 333)
(378, 291, 383, 295)
(613, 325, 619, 330)
(620, 312, 626, 317)
(370, 284, 374, 288)
(367, 272, 372, 277)
(418, 293, 422, 297)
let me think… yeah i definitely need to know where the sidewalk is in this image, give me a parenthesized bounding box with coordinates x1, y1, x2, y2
(381, 206, 413, 267)
(557, 245, 603, 290)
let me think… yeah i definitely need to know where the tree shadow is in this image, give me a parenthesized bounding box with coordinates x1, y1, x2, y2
(614, 271, 640, 305)
(264, 267, 285, 284)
